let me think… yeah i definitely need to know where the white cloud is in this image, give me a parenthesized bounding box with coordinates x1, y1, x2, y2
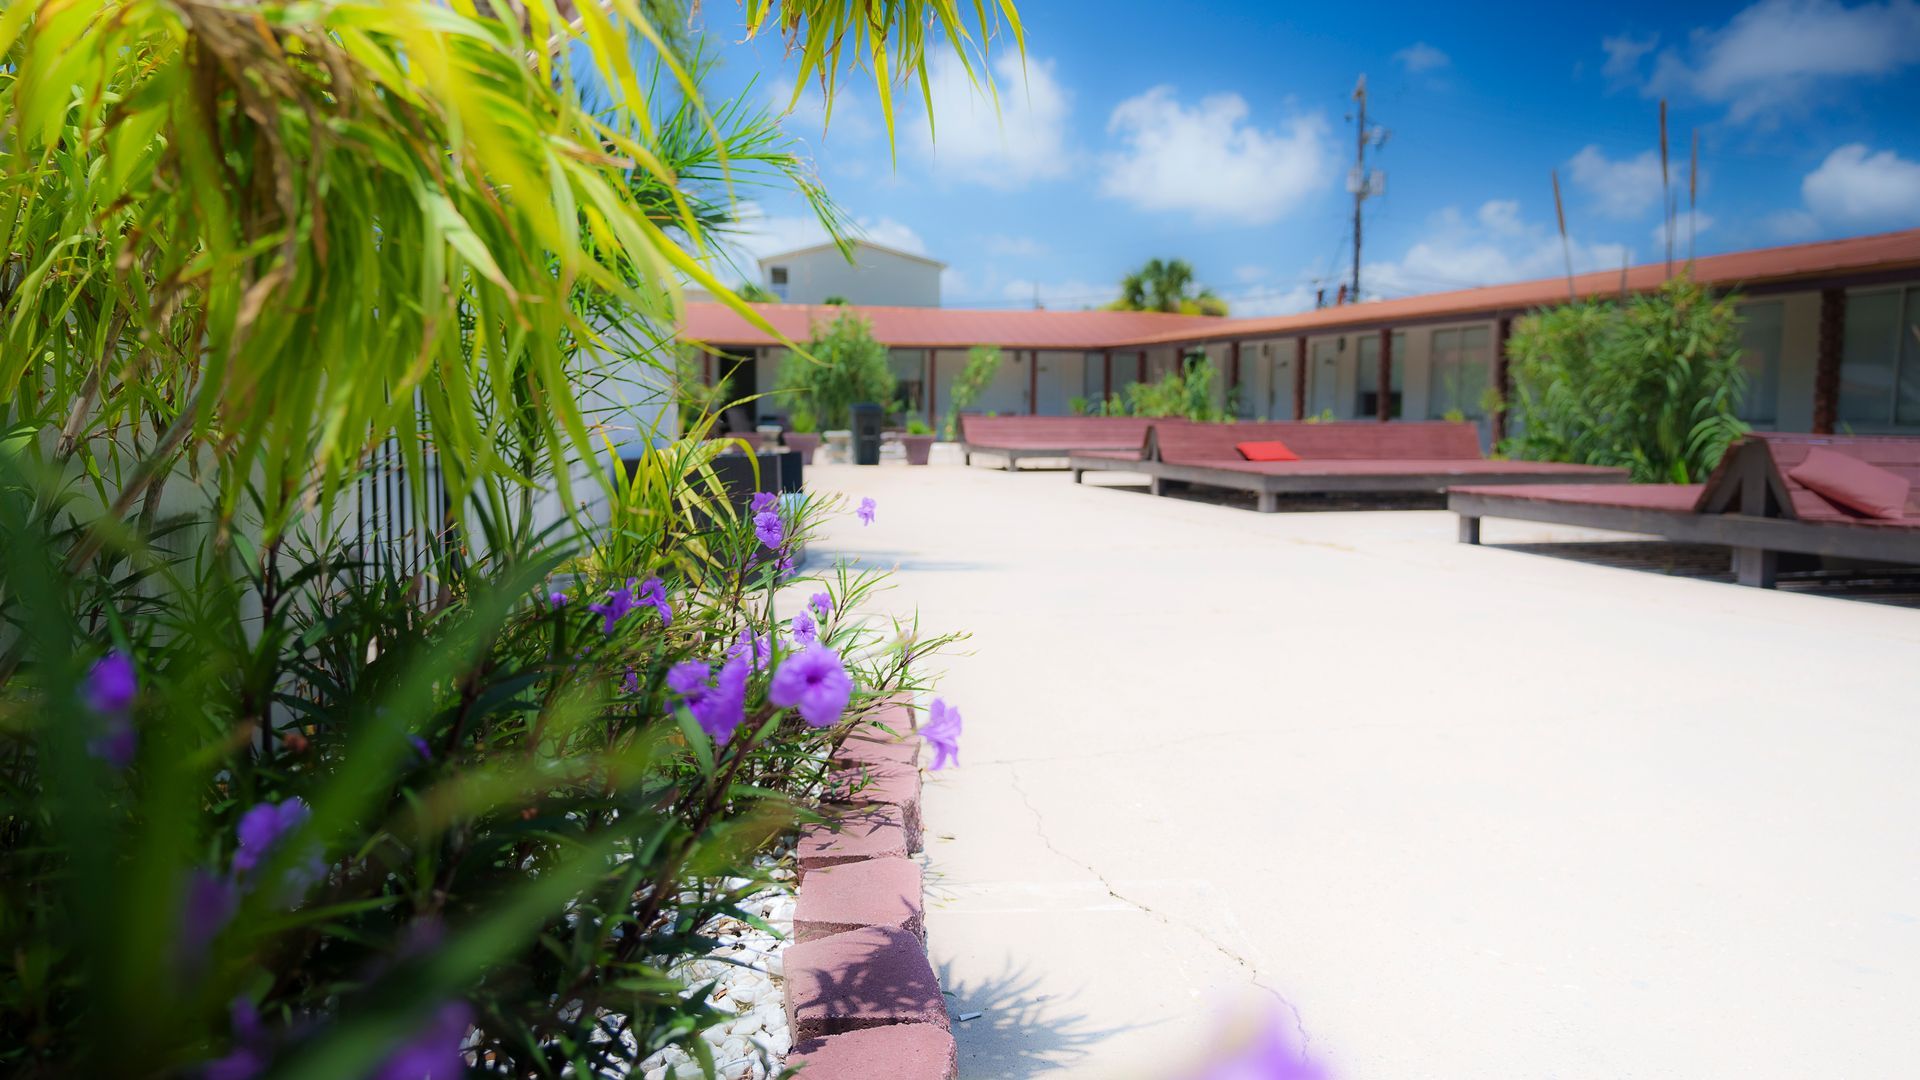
(1361, 201, 1634, 299)
(1801, 143, 1920, 225)
(1633, 0, 1920, 121)
(1765, 207, 1823, 238)
(999, 277, 1117, 310)
(1394, 42, 1451, 74)
(1652, 210, 1715, 246)
(1098, 87, 1332, 225)
(1602, 33, 1659, 81)
(984, 234, 1049, 257)
(911, 51, 1072, 188)
(1232, 264, 1270, 284)
(1228, 283, 1319, 317)
(768, 77, 878, 144)
(1566, 145, 1667, 219)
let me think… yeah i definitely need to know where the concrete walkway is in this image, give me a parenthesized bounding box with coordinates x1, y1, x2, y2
(802, 459, 1920, 1079)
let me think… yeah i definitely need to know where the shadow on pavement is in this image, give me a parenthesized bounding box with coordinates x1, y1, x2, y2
(938, 957, 1140, 1078)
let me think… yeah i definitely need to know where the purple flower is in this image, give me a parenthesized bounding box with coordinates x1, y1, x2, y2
(790, 610, 817, 646)
(88, 716, 138, 770)
(179, 868, 238, 967)
(667, 660, 710, 696)
(920, 699, 962, 771)
(83, 651, 139, 768)
(1180, 1005, 1324, 1080)
(809, 592, 834, 620)
(634, 576, 672, 627)
(692, 657, 750, 744)
(586, 587, 637, 635)
(548, 591, 569, 607)
(727, 628, 771, 673)
(622, 668, 640, 695)
(232, 797, 325, 893)
(370, 999, 474, 1080)
(754, 509, 784, 550)
(856, 497, 876, 526)
(85, 650, 137, 713)
(749, 491, 778, 516)
(776, 554, 795, 576)
(769, 644, 853, 728)
(409, 736, 433, 762)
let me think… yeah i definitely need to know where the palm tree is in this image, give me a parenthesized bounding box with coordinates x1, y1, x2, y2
(1110, 258, 1227, 316)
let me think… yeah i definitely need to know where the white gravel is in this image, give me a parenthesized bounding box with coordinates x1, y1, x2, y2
(634, 854, 798, 1080)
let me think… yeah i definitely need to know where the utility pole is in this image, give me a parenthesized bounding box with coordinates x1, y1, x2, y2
(1347, 76, 1386, 304)
(1351, 75, 1366, 304)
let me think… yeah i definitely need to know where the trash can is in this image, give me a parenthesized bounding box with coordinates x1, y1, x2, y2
(849, 402, 883, 466)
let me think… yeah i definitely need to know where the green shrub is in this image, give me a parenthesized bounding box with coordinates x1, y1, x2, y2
(942, 346, 1004, 439)
(1121, 357, 1233, 422)
(779, 313, 898, 430)
(906, 417, 934, 436)
(1504, 275, 1747, 482)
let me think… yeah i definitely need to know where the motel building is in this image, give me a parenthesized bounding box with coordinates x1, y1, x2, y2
(682, 229, 1920, 443)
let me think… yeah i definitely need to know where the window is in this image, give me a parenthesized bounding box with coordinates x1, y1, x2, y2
(1838, 285, 1920, 428)
(1355, 332, 1406, 418)
(1428, 325, 1491, 419)
(768, 265, 789, 301)
(887, 350, 925, 416)
(1734, 301, 1783, 425)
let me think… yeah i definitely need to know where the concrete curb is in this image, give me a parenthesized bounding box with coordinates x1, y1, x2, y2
(784, 700, 956, 1079)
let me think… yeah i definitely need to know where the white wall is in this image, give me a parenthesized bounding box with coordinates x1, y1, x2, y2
(762, 244, 942, 307)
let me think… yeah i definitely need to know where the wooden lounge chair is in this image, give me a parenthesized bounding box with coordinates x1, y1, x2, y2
(1068, 421, 1628, 512)
(958, 415, 1157, 470)
(1450, 433, 1920, 587)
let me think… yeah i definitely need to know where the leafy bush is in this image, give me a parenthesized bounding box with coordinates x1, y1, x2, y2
(905, 418, 934, 436)
(942, 346, 1005, 439)
(1117, 357, 1234, 422)
(1504, 275, 1748, 482)
(779, 313, 897, 431)
(0, 0, 997, 1076)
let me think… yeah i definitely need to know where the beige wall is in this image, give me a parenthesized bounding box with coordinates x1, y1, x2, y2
(775, 282, 1900, 432)
(762, 244, 942, 307)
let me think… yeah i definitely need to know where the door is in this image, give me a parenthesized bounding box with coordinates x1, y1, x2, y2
(1267, 343, 1297, 419)
(1308, 339, 1340, 417)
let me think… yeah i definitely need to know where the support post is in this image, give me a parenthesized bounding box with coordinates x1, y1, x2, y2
(1376, 327, 1393, 422)
(1813, 288, 1844, 435)
(1293, 338, 1307, 420)
(1734, 547, 1778, 588)
(925, 348, 937, 428)
(1028, 349, 1038, 416)
(1138, 350, 1147, 384)
(1257, 489, 1277, 513)
(1103, 349, 1113, 406)
(1229, 341, 1242, 414)
(1071, 468, 1084, 484)
(1491, 316, 1513, 444)
(1458, 515, 1481, 544)
(1149, 476, 1165, 497)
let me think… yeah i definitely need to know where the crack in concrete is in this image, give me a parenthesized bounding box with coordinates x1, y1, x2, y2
(1002, 762, 1313, 1057)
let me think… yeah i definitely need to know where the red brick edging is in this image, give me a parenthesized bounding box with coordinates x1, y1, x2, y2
(785, 700, 956, 1079)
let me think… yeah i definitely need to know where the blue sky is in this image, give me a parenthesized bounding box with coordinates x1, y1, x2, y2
(690, 0, 1920, 313)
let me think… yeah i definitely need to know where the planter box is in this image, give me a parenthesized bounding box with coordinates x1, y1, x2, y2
(784, 432, 821, 464)
(898, 434, 935, 465)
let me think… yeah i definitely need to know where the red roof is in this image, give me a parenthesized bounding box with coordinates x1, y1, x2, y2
(680, 227, 1920, 351)
(679, 302, 1222, 350)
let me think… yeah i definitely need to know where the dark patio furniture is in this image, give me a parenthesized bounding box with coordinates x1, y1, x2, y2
(1068, 421, 1627, 511)
(958, 415, 1156, 470)
(1450, 433, 1920, 587)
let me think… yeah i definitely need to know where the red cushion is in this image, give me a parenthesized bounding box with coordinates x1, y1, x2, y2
(1786, 447, 1912, 519)
(1237, 440, 1300, 462)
